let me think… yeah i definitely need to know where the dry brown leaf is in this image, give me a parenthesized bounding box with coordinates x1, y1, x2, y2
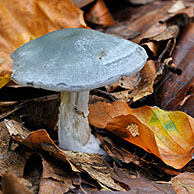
(72, 0, 95, 8)
(155, 23, 194, 117)
(5, 119, 125, 191)
(126, 2, 173, 43)
(168, 0, 185, 14)
(110, 60, 156, 102)
(89, 101, 158, 154)
(2, 171, 33, 194)
(171, 172, 194, 194)
(110, 163, 176, 194)
(103, 3, 190, 102)
(39, 158, 76, 194)
(42, 143, 125, 191)
(0, 0, 86, 85)
(39, 179, 73, 194)
(93, 171, 176, 194)
(132, 4, 193, 43)
(16, 129, 56, 150)
(103, 23, 140, 40)
(101, 1, 193, 102)
(103, 138, 140, 166)
(0, 120, 29, 177)
(85, 0, 115, 26)
(89, 101, 194, 169)
(4, 119, 30, 137)
(4, 119, 54, 150)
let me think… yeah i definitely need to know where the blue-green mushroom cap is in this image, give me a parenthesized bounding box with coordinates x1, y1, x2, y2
(11, 28, 147, 92)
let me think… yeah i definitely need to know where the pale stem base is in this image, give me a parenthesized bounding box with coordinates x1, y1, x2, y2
(58, 91, 104, 153)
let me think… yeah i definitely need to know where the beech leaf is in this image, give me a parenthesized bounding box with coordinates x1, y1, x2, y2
(0, 0, 86, 87)
(171, 172, 194, 194)
(89, 101, 194, 169)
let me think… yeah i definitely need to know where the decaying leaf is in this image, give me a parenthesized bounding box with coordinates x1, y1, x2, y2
(85, 0, 115, 26)
(14, 129, 56, 150)
(102, 137, 140, 166)
(89, 101, 194, 169)
(102, 1, 193, 102)
(110, 60, 156, 101)
(0, 0, 86, 86)
(110, 163, 176, 194)
(0, 120, 29, 177)
(72, 0, 95, 8)
(39, 157, 77, 194)
(42, 143, 125, 191)
(155, 23, 194, 117)
(4, 119, 54, 150)
(4, 119, 30, 138)
(4, 119, 125, 191)
(2, 171, 33, 194)
(168, 0, 185, 14)
(171, 172, 194, 194)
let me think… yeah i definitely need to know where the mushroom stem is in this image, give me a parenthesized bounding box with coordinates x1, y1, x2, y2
(58, 91, 91, 151)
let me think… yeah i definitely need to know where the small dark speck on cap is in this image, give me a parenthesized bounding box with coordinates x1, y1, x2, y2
(27, 82, 34, 86)
(57, 82, 67, 86)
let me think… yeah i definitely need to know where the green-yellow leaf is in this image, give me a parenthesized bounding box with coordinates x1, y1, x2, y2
(89, 101, 194, 169)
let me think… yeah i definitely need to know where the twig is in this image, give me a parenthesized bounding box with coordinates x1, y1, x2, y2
(90, 89, 118, 102)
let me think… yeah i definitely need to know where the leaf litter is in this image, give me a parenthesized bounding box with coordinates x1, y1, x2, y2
(0, 0, 194, 193)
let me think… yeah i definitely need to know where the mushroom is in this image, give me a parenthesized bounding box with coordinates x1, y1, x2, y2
(11, 28, 147, 153)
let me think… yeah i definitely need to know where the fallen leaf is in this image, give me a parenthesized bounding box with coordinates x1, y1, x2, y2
(4, 119, 30, 137)
(168, 1, 185, 14)
(89, 101, 194, 169)
(3, 119, 57, 151)
(155, 23, 194, 117)
(157, 166, 179, 176)
(122, 1, 173, 43)
(103, 138, 140, 166)
(2, 171, 33, 194)
(110, 163, 176, 194)
(0, 74, 10, 89)
(39, 156, 77, 194)
(103, 23, 140, 40)
(0, 94, 59, 132)
(110, 60, 156, 102)
(85, 0, 115, 26)
(3, 119, 55, 150)
(39, 179, 73, 194)
(93, 174, 175, 194)
(132, 4, 193, 43)
(5, 119, 125, 191)
(42, 143, 125, 191)
(171, 172, 194, 194)
(72, 0, 95, 8)
(102, 2, 193, 102)
(0, 0, 86, 85)
(0, 50, 12, 87)
(0, 120, 29, 177)
(16, 129, 56, 150)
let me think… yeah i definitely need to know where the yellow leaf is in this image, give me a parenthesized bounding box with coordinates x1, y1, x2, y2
(0, 74, 10, 88)
(89, 101, 194, 169)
